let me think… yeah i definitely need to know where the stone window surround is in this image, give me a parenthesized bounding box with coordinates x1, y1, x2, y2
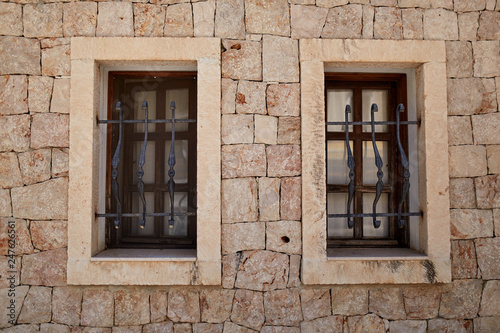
(68, 37, 221, 285)
(300, 39, 451, 285)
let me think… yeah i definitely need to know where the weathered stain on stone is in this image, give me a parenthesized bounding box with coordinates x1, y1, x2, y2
(423, 260, 437, 283)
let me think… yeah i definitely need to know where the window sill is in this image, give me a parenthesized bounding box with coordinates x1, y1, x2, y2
(327, 247, 427, 260)
(92, 249, 197, 262)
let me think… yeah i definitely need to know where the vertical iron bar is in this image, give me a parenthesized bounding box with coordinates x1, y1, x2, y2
(371, 103, 383, 229)
(396, 103, 410, 228)
(111, 102, 123, 229)
(167, 101, 176, 228)
(345, 105, 355, 229)
(137, 101, 148, 229)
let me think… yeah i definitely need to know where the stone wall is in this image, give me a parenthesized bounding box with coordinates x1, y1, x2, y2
(0, 0, 499, 332)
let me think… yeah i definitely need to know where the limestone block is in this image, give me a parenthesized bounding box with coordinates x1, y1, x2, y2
(222, 144, 266, 178)
(221, 115, 253, 144)
(402, 8, 423, 40)
(473, 41, 500, 77)
(134, 4, 165, 37)
(0, 189, 11, 217)
(222, 253, 240, 289)
(369, 287, 405, 320)
(479, 280, 500, 316)
(40, 324, 70, 333)
(42, 41, 70, 77)
(474, 317, 500, 333)
(448, 145, 487, 178)
(1, 325, 42, 333)
(451, 240, 478, 279)
(300, 316, 343, 332)
(486, 0, 496, 9)
(222, 178, 258, 222)
(267, 84, 300, 117)
(446, 42, 473, 78)
(371, 0, 397, 5)
(12, 177, 68, 220)
(63, 2, 97, 37)
(193, 0, 215, 37)
(301, 289, 331, 321)
(255, 115, 277, 144)
(389, 321, 426, 333)
(281, 176, 301, 220)
(447, 78, 497, 115)
(266, 221, 301, 254)
(287, 254, 301, 288)
(278, 117, 300, 145)
(0, 115, 30, 152)
(429, 319, 472, 332)
(31, 220, 66, 251)
(487, 145, 500, 174)
(193, 323, 222, 333)
(0, 37, 40, 75)
(478, 11, 500, 40)
(222, 222, 265, 254)
(23, 4, 63, 38)
(52, 148, 69, 177)
(322, 5, 363, 39)
(262, 36, 299, 83)
(454, 0, 486, 11)
(168, 290, 200, 322)
(448, 116, 473, 145)
(221, 79, 237, 114)
(261, 327, 300, 333)
(0, 255, 19, 286)
(81, 288, 114, 327)
(222, 40, 262, 81)
(164, 3, 193, 37)
(399, 0, 431, 7)
(174, 324, 192, 333)
(264, 289, 303, 326)
(374, 7, 402, 40)
(143, 323, 174, 333)
(18, 149, 51, 185)
(97, 2, 134, 37)
(236, 80, 266, 114)
(230, 289, 265, 330)
(495, 208, 500, 236)
(439, 279, 482, 319)
(472, 113, 500, 144)
(458, 12, 479, 41)
(28, 76, 53, 113)
(0, 75, 28, 115)
(0, 218, 33, 255)
(115, 290, 150, 326)
(245, 0, 290, 36)
(289, 0, 315, 4)
(150, 291, 167, 323)
(200, 289, 234, 323)
(0, 153, 22, 188)
(423, 9, 458, 40)
(344, 314, 385, 333)
(267, 145, 301, 177)
(332, 286, 368, 315)
(0, 4, 22, 36)
(21, 248, 67, 286)
(31, 113, 69, 149)
(234, 250, 288, 291)
(0, 286, 28, 328)
(362, 5, 374, 38)
(449, 178, 475, 209)
(52, 286, 82, 326)
(475, 237, 500, 278)
(214, 0, 245, 39)
(451, 209, 493, 239)
(475, 175, 500, 208)
(316, 0, 348, 6)
(430, 0, 454, 9)
(403, 286, 441, 319)
(290, 5, 329, 39)
(258, 177, 280, 221)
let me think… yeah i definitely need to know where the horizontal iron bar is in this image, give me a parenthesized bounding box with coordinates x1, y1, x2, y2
(328, 212, 422, 218)
(99, 119, 196, 124)
(97, 212, 196, 218)
(327, 120, 419, 126)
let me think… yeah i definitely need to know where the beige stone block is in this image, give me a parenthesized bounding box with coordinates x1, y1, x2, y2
(52, 148, 69, 177)
(486, 0, 496, 9)
(222, 178, 257, 223)
(63, 2, 97, 37)
(264, 289, 303, 326)
(478, 11, 500, 40)
(472, 113, 500, 144)
(430, 0, 454, 9)
(21, 248, 67, 286)
(164, 3, 193, 37)
(449, 178, 475, 208)
(475, 237, 500, 279)
(42, 41, 71, 77)
(474, 317, 500, 333)
(193, 323, 223, 333)
(115, 290, 150, 326)
(374, 7, 403, 40)
(17, 286, 51, 324)
(49, 79, 69, 113)
(458, 12, 479, 41)
(174, 323, 192, 333)
(0, 153, 22, 189)
(447, 78, 497, 115)
(254, 115, 277, 144)
(0, 4, 22, 36)
(0, 75, 28, 115)
(81, 288, 114, 327)
(371, 0, 397, 4)
(402, 8, 424, 40)
(322, 4, 363, 39)
(221, 78, 237, 114)
(450, 209, 493, 239)
(423, 9, 458, 40)
(287, 254, 300, 288)
(448, 116, 473, 145)
(0, 37, 40, 75)
(266, 221, 301, 254)
(281, 176, 301, 220)
(479, 280, 500, 316)
(278, 117, 300, 145)
(150, 291, 167, 323)
(18, 149, 51, 185)
(454, 0, 486, 11)
(475, 175, 500, 208)
(231, 289, 265, 330)
(245, 0, 289, 36)
(0, 285, 28, 328)
(261, 326, 300, 333)
(487, 145, 500, 174)
(290, 5, 329, 39)
(399, 0, 431, 7)
(262, 36, 299, 83)
(316, 0, 348, 7)
(23, 4, 63, 38)
(300, 316, 343, 332)
(221, 114, 253, 144)
(214, 0, 245, 39)
(97, 2, 133, 37)
(28, 76, 53, 113)
(31, 220, 67, 251)
(439, 279, 482, 319)
(390, 321, 426, 333)
(0, 256, 19, 288)
(234, 250, 289, 291)
(222, 40, 262, 81)
(258, 177, 280, 221)
(448, 145, 487, 177)
(473, 41, 500, 77)
(200, 289, 234, 323)
(168, 290, 200, 322)
(344, 314, 385, 333)
(52, 286, 82, 326)
(289, 0, 315, 4)
(236, 80, 266, 114)
(133, 4, 165, 37)
(451, 240, 477, 279)
(221, 253, 239, 289)
(0, 218, 34, 255)
(0, 115, 31, 152)
(403, 286, 441, 319)
(362, 5, 374, 38)
(369, 287, 405, 320)
(222, 222, 265, 254)
(301, 289, 331, 321)
(331, 286, 368, 315)
(267, 83, 300, 117)
(143, 323, 174, 333)
(267, 145, 301, 177)
(222, 144, 266, 178)
(39, 324, 70, 333)
(193, 0, 215, 37)
(31, 113, 69, 149)
(0, 189, 11, 217)
(494, 208, 500, 236)
(446, 42, 473, 78)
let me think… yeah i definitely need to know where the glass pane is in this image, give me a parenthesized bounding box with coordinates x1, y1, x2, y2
(134, 91, 156, 132)
(132, 141, 155, 184)
(327, 193, 353, 238)
(326, 89, 353, 132)
(363, 192, 389, 238)
(362, 90, 388, 132)
(362, 141, 389, 185)
(165, 88, 190, 132)
(130, 192, 155, 236)
(164, 140, 189, 184)
(327, 140, 353, 185)
(163, 192, 188, 236)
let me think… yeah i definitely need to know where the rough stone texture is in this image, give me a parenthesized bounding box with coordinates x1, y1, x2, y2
(495, 208, 500, 237)
(245, 0, 290, 36)
(222, 222, 265, 254)
(455, 0, 486, 11)
(448, 145, 487, 177)
(300, 316, 343, 332)
(236, 80, 266, 114)
(369, 287, 406, 320)
(267, 145, 301, 177)
(479, 280, 500, 316)
(266, 221, 301, 254)
(451, 240, 478, 279)
(374, 7, 403, 40)
(193, 0, 215, 37)
(403, 286, 441, 319)
(235, 250, 289, 291)
(222, 40, 261, 81)
(193, 323, 222, 333)
(40, 324, 70, 333)
(439, 279, 482, 319)
(231, 289, 265, 330)
(222, 253, 240, 289)
(278, 117, 300, 145)
(97, 2, 134, 37)
(168, 290, 200, 323)
(472, 113, 500, 144)
(458, 12, 479, 41)
(49, 79, 69, 113)
(214, 0, 245, 39)
(81, 288, 114, 327)
(18, 149, 51, 185)
(448, 78, 497, 115)
(20, 248, 67, 286)
(317, 0, 348, 7)
(222, 144, 266, 178)
(344, 314, 385, 333)
(223, 322, 256, 333)
(475, 175, 500, 209)
(473, 41, 500, 77)
(41, 42, 70, 77)
(52, 286, 82, 326)
(267, 84, 300, 117)
(475, 237, 500, 279)
(0, 189, 12, 217)
(143, 322, 174, 333)
(199, 289, 234, 323)
(134, 4, 165, 37)
(221, 79, 237, 114)
(451, 209, 493, 239)
(423, 9, 458, 40)
(113, 326, 143, 333)
(222, 178, 258, 223)
(287, 254, 301, 288)
(28, 76, 53, 113)
(446, 42, 473, 78)
(281, 177, 301, 220)
(150, 291, 167, 323)
(0, 37, 40, 75)
(291, 5, 329, 39)
(63, 2, 97, 37)
(164, 4, 193, 37)
(448, 116, 473, 146)
(301, 289, 331, 321)
(389, 320, 427, 333)
(264, 289, 303, 326)
(402, 8, 423, 39)
(23, 4, 63, 38)
(174, 323, 192, 333)
(372, 0, 397, 4)
(221, 114, 253, 144)
(0, 286, 28, 328)
(255, 115, 278, 144)
(0, 115, 30, 152)
(322, 4, 363, 39)
(258, 177, 280, 221)
(262, 36, 299, 83)
(31, 113, 69, 149)
(332, 286, 368, 315)
(0, 75, 28, 115)
(0, 218, 33, 255)
(261, 326, 300, 333)
(0, 153, 22, 189)
(52, 148, 69, 177)
(0, 3, 22, 36)
(487, 145, 500, 174)
(362, 5, 374, 38)
(17, 286, 52, 324)
(478, 11, 500, 40)
(474, 317, 500, 333)
(115, 290, 150, 326)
